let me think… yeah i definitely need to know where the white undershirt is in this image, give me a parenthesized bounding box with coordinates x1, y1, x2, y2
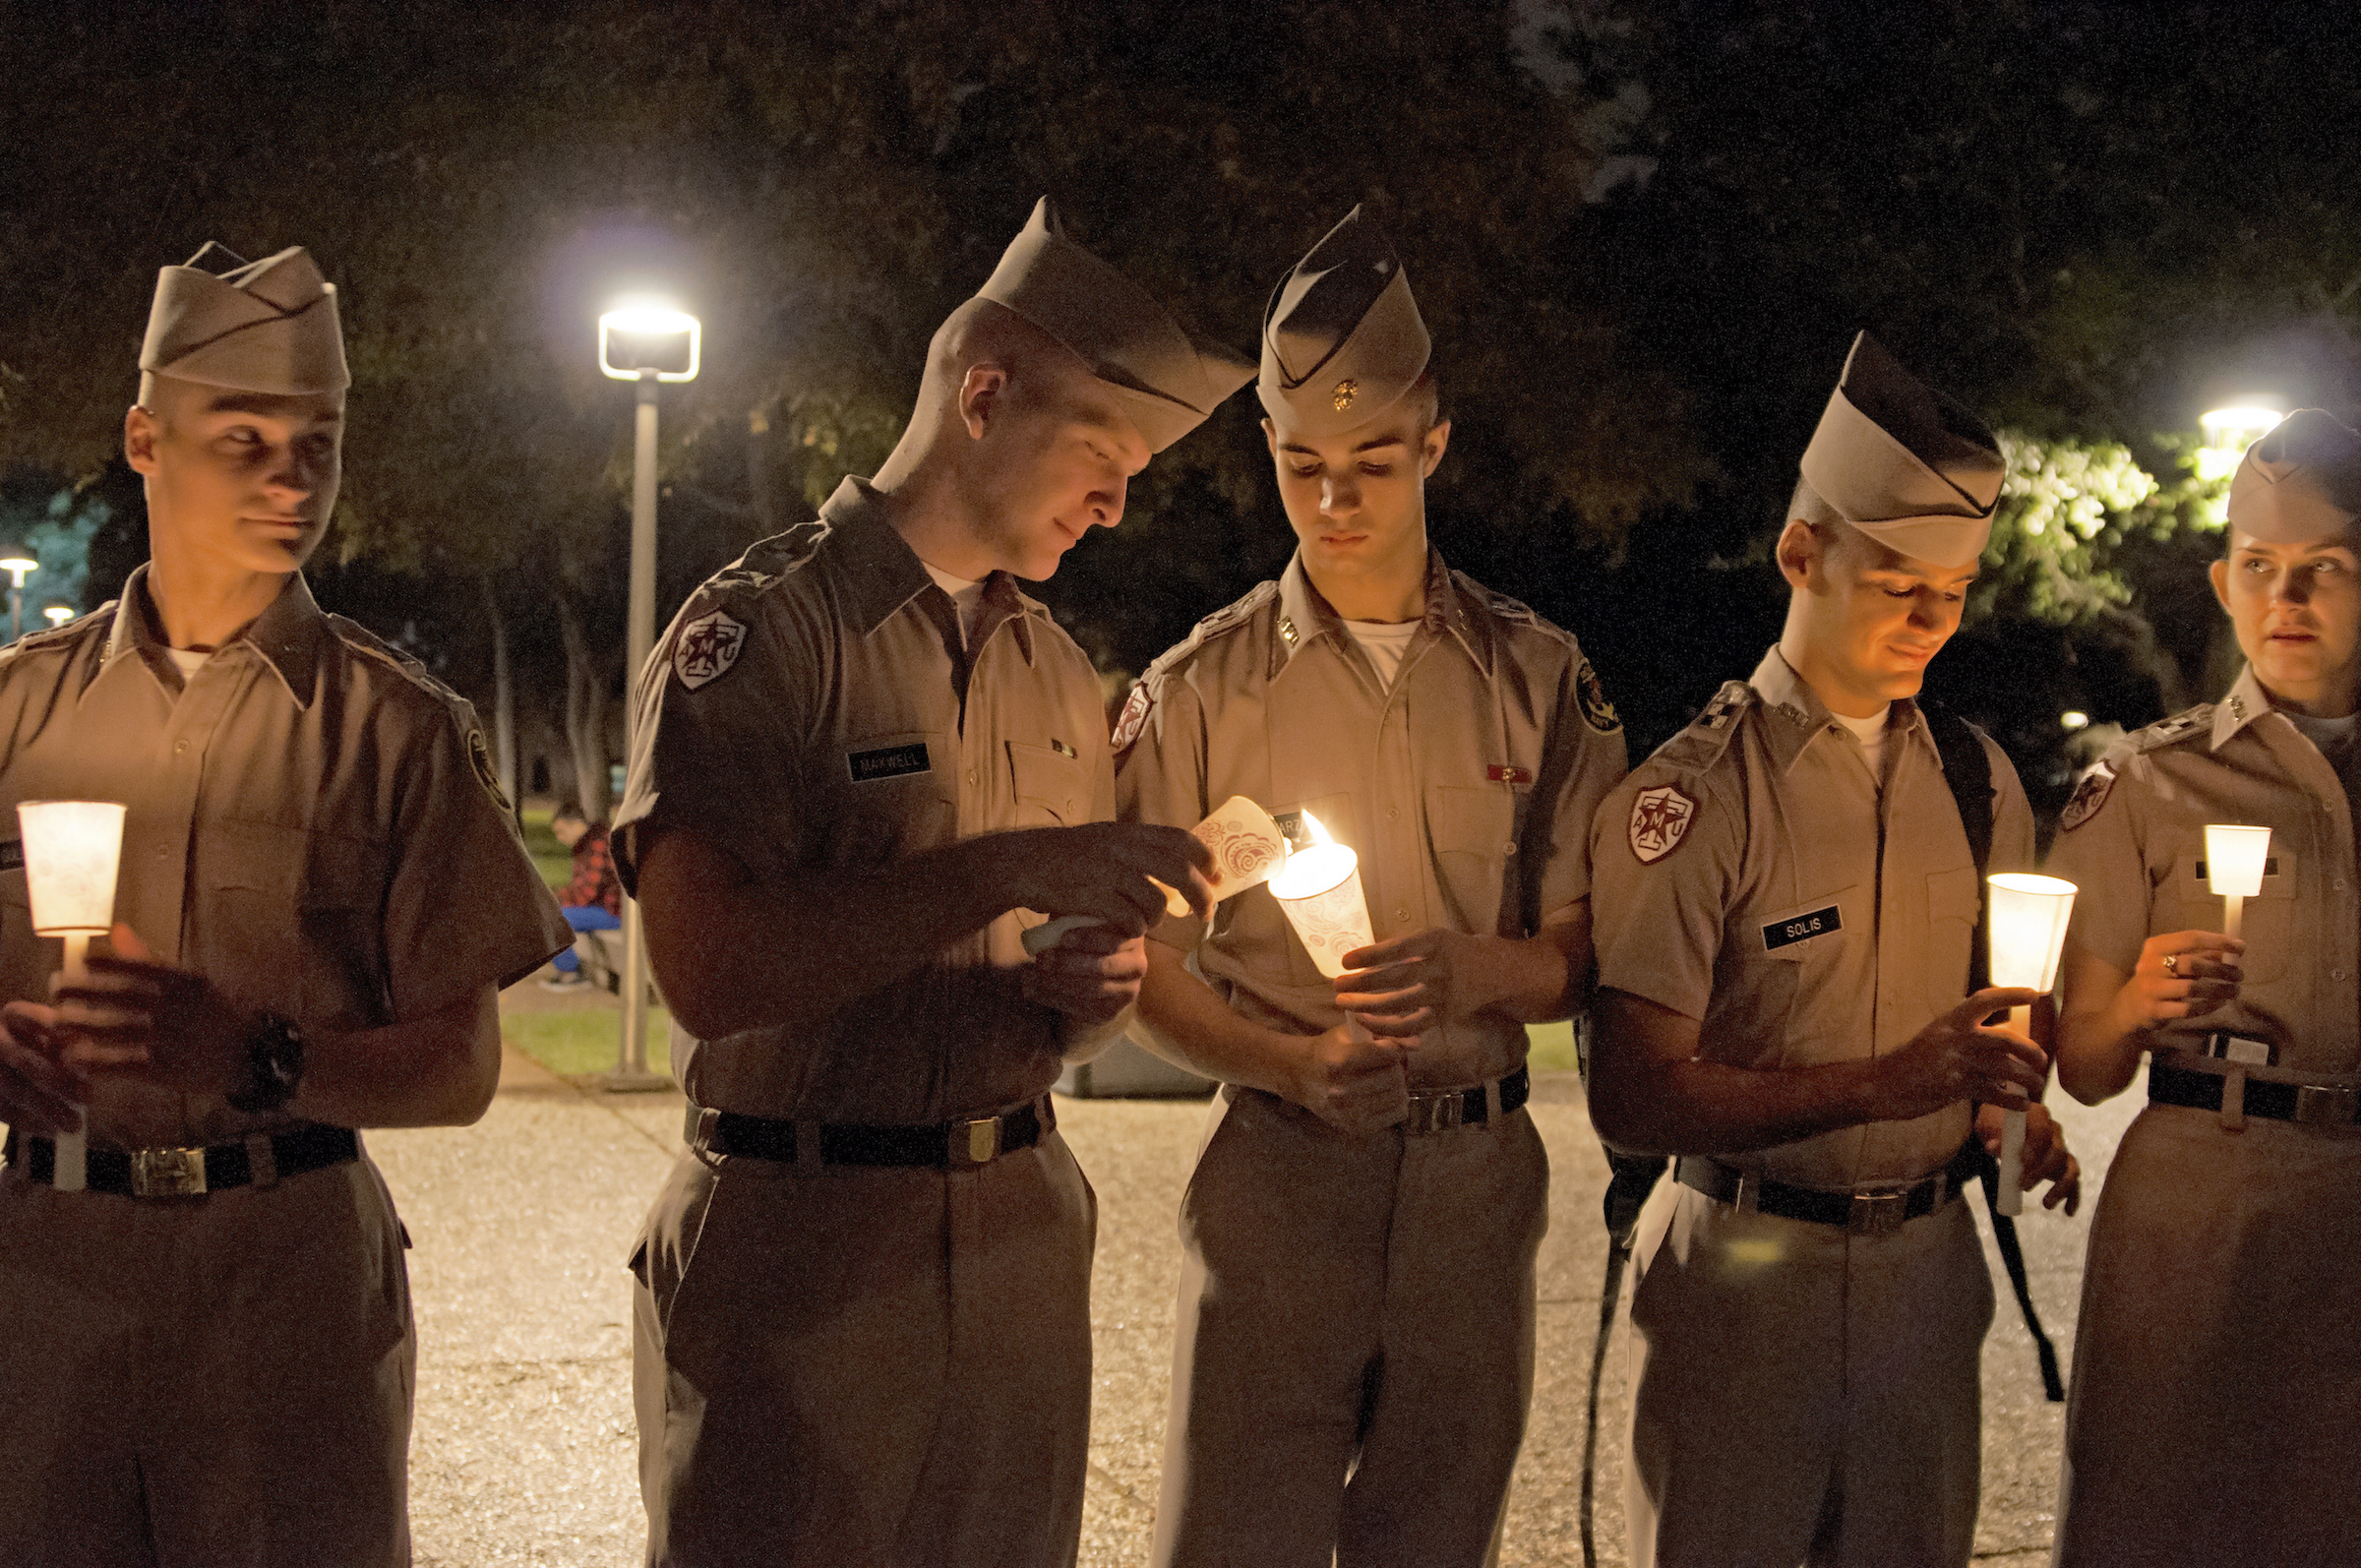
(1831, 703, 1893, 779)
(1342, 619, 1420, 690)
(164, 646, 212, 679)
(2287, 708, 2359, 759)
(921, 563, 987, 650)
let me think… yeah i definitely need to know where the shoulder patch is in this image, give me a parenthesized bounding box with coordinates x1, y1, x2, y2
(467, 727, 513, 813)
(1628, 782, 1699, 864)
(1576, 655, 1621, 734)
(673, 608, 749, 691)
(2058, 762, 2116, 832)
(1112, 677, 1155, 754)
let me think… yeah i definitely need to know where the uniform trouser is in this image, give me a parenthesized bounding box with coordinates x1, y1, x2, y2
(2054, 1105, 2361, 1568)
(631, 1128, 1097, 1568)
(1622, 1178, 1993, 1568)
(0, 1149, 415, 1568)
(1149, 1084, 1551, 1568)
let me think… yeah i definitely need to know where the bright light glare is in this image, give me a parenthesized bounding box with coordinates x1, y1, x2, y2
(598, 300, 701, 383)
(2200, 402, 2285, 452)
(0, 552, 36, 574)
(2060, 710, 2090, 730)
(41, 605, 72, 627)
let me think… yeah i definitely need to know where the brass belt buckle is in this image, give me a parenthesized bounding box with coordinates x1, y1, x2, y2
(1405, 1092, 1462, 1136)
(131, 1146, 208, 1198)
(1847, 1189, 1907, 1235)
(2295, 1085, 2359, 1126)
(951, 1116, 1000, 1167)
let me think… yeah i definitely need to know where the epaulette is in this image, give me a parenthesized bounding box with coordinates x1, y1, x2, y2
(1113, 580, 1277, 754)
(1645, 681, 1758, 776)
(2128, 704, 2213, 754)
(332, 614, 514, 810)
(696, 519, 832, 608)
(0, 606, 102, 670)
(1449, 572, 1578, 650)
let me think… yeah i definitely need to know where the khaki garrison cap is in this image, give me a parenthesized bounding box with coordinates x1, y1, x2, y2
(976, 199, 1253, 453)
(141, 242, 349, 395)
(1796, 331, 2004, 569)
(2226, 408, 2361, 543)
(1257, 206, 1431, 438)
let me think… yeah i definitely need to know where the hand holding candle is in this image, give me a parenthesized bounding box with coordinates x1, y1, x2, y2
(1022, 797, 1288, 956)
(2205, 824, 2270, 941)
(1986, 873, 2077, 1217)
(16, 801, 128, 1195)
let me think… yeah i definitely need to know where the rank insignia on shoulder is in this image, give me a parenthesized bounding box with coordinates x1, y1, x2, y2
(1486, 764, 1534, 785)
(1628, 782, 1697, 865)
(673, 609, 748, 691)
(2059, 762, 2116, 833)
(467, 728, 512, 813)
(1112, 680, 1154, 754)
(1576, 656, 1621, 735)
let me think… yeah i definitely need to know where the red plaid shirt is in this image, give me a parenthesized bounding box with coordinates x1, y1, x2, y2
(561, 824, 623, 916)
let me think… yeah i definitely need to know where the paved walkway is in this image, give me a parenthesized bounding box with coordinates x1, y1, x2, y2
(378, 989, 2141, 1565)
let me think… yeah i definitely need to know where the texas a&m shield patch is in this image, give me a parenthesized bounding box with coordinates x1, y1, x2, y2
(1111, 679, 1154, 754)
(673, 609, 748, 691)
(1628, 783, 1697, 864)
(2058, 762, 2116, 833)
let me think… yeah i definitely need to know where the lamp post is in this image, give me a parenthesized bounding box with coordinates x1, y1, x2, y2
(598, 300, 700, 1092)
(2196, 398, 2286, 483)
(0, 542, 37, 642)
(40, 604, 72, 630)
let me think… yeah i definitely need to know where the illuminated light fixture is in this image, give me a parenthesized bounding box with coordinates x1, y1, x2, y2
(40, 604, 72, 628)
(17, 798, 125, 1195)
(1986, 872, 2078, 1216)
(0, 542, 35, 577)
(598, 299, 700, 383)
(2204, 823, 2270, 939)
(2196, 399, 2287, 482)
(2060, 710, 2090, 731)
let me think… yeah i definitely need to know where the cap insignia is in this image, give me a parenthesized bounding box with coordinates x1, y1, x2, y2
(1331, 378, 1359, 413)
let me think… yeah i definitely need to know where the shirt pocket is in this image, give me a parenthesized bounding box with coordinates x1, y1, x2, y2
(1925, 864, 1983, 1009)
(2174, 847, 2294, 984)
(833, 729, 956, 861)
(1007, 740, 1087, 826)
(301, 830, 394, 1031)
(1429, 783, 1522, 933)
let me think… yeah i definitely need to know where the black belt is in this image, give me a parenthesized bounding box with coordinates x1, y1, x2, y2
(4, 1122, 359, 1198)
(1676, 1140, 1982, 1236)
(2149, 1058, 2361, 1126)
(690, 1096, 1054, 1169)
(1403, 1065, 1531, 1135)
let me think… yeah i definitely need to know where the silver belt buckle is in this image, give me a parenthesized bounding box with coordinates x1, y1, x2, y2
(2295, 1085, 2359, 1126)
(951, 1116, 1000, 1167)
(1847, 1189, 1907, 1235)
(131, 1146, 208, 1198)
(1405, 1092, 1463, 1136)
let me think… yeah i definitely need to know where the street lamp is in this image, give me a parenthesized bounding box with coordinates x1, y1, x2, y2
(597, 298, 699, 1092)
(0, 541, 37, 642)
(40, 604, 72, 629)
(2196, 398, 2286, 482)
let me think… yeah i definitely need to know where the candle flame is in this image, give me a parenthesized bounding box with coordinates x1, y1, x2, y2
(1300, 811, 1336, 849)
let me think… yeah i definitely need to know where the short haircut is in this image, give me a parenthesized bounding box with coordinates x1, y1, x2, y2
(1408, 367, 1442, 435)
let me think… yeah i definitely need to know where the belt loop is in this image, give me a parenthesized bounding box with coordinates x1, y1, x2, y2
(794, 1119, 824, 1174)
(687, 1106, 719, 1155)
(246, 1134, 278, 1190)
(1732, 1170, 1758, 1213)
(2221, 1068, 2248, 1133)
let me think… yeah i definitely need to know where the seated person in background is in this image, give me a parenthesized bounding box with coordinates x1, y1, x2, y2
(543, 803, 624, 990)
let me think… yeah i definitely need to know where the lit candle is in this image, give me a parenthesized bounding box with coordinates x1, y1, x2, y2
(1268, 813, 1377, 1044)
(2205, 823, 2270, 941)
(1020, 797, 1291, 956)
(1986, 873, 2078, 1217)
(16, 801, 127, 1196)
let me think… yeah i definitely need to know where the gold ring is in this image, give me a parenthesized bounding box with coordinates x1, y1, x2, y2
(2163, 952, 2180, 976)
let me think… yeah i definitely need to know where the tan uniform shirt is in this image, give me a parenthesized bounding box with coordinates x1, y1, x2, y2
(1116, 550, 1626, 1088)
(615, 476, 1113, 1120)
(2047, 663, 2361, 1065)
(0, 568, 569, 1148)
(1590, 647, 2035, 1188)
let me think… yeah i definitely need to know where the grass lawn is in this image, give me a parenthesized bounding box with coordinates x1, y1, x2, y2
(506, 1006, 672, 1078)
(1526, 1019, 1579, 1073)
(518, 804, 572, 889)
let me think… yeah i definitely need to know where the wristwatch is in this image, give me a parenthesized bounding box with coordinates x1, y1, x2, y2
(226, 1010, 307, 1114)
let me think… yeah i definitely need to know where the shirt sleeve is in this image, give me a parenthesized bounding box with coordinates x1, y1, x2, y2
(1528, 650, 1630, 924)
(1115, 665, 1211, 950)
(614, 585, 812, 893)
(2043, 748, 2149, 976)
(382, 702, 574, 1019)
(1586, 764, 1742, 1022)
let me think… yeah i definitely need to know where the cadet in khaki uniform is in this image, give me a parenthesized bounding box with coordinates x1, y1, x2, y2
(1588, 333, 2080, 1568)
(1119, 209, 1627, 1567)
(619, 199, 1245, 1568)
(0, 243, 570, 1565)
(2046, 409, 2361, 1567)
